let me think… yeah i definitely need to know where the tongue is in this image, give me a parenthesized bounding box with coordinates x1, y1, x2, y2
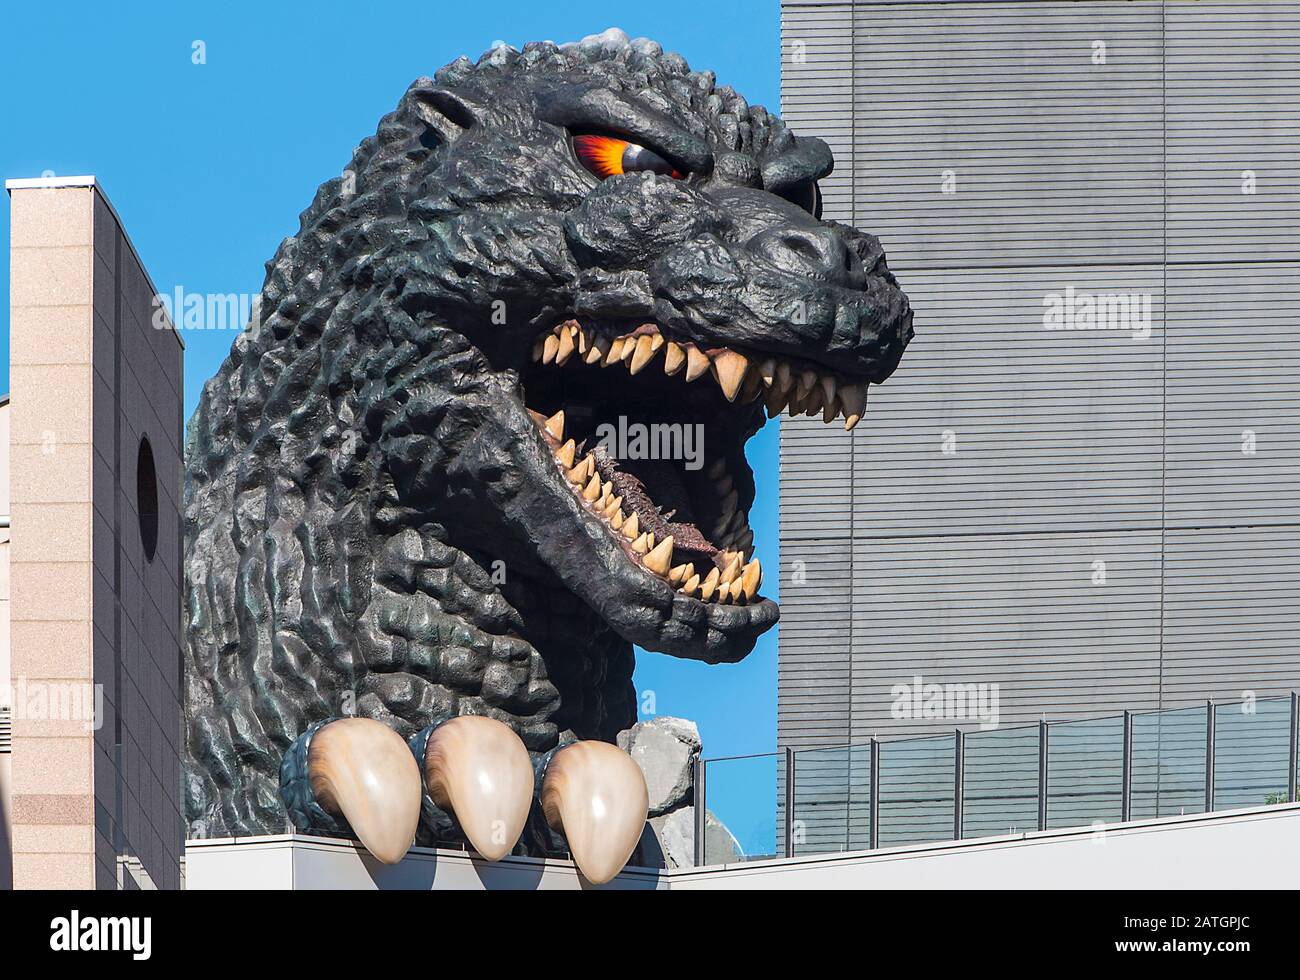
(593, 449, 717, 558)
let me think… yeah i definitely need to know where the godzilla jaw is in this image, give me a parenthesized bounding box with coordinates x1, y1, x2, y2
(512, 316, 871, 662)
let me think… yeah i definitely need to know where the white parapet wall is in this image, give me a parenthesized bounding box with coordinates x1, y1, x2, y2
(186, 834, 667, 890)
(187, 801, 1300, 890)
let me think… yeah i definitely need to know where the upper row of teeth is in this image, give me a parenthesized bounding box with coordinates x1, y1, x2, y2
(530, 408, 762, 604)
(531, 320, 870, 430)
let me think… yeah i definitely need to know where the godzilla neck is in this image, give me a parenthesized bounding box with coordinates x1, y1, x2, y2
(363, 525, 638, 751)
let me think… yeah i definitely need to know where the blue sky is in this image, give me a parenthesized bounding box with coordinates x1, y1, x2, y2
(1, 0, 783, 852)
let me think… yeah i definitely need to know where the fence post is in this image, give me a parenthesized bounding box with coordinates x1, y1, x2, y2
(953, 728, 965, 841)
(869, 737, 880, 850)
(784, 746, 796, 858)
(1290, 692, 1298, 804)
(1037, 719, 1049, 832)
(1205, 700, 1216, 813)
(693, 756, 706, 867)
(1121, 710, 1133, 822)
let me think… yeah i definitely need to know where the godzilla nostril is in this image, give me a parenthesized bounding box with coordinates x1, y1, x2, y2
(754, 227, 860, 284)
(777, 230, 828, 266)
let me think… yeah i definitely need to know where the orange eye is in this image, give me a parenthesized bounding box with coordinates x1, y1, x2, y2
(573, 134, 683, 180)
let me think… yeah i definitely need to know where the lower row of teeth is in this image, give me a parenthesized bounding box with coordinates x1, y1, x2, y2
(531, 409, 762, 604)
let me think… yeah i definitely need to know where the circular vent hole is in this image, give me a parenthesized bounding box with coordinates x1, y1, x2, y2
(137, 437, 159, 563)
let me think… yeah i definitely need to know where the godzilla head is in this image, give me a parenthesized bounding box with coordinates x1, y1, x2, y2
(245, 29, 911, 671)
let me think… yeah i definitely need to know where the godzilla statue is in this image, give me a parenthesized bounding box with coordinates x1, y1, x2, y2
(182, 29, 912, 876)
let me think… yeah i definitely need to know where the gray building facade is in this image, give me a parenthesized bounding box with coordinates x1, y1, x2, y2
(776, 1, 1300, 848)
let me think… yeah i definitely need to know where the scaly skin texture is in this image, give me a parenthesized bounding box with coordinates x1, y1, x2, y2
(183, 31, 913, 844)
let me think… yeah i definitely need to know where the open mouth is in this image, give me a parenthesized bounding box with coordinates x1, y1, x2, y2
(519, 318, 870, 606)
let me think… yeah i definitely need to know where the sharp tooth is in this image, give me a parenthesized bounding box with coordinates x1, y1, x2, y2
(840, 383, 867, 431)
(699, 567, 720, 600)
(630, 334, 660, 374)
(585, 333, 612, 364)
(822, 398, 838, 424)
(785, 391, 805, 416)
(759, 358, 777, 387)
(741, 368, 764, 403)
(716, 474, 734, 496)
(540, 741, 649, 885)
(422, 716, 534, 862)
(719, 553, 742, 584)
(802, 385, 825, 417)
(739, 559, 762, 600)
(710, 350, 749, 402)
(543, 334, 560, 365)
(622, 511, 639, 539)
(797, 368, 817, 397)
(775, 361, 793, 395)
(583, 475, 602, 501)
(668, 562, 694, 586)
(764, 384, 789, 416)
(716, 580, 732, 603)
(556, 439, 576, 468)
(685, 346, 711, 381)
(820, 375, 837, 406)
(571, 322, 588, 353)
(305, 718, 422, 865)
(532, 337, 545, 362)
(603, 495, 623, 519)
(556, 328, 576, 365)
(643, 535, 674, 575)
(631, 533, 651, 555)
(681, 573, 700, 595)
(544, 410, 565, 441)
(650, 333, 664, 352)
(610, 509, 625, 531)
(737, 527, 754, 553)
(604, 337, 626, 366)
(620, 335, 637, 362)
(566, 455, 594, 484)
(663, 342, 686, 376)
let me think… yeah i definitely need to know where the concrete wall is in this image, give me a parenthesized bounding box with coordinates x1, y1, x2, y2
(0, 399, 11, 888)
(88, 181, 185, 891)
(186, 802, 1300, 889)
(6, 176, 183, 889)
(777, 0, 1300, 851)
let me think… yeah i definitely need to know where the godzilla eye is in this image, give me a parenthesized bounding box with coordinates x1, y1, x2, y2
(573, 134, 683, 180)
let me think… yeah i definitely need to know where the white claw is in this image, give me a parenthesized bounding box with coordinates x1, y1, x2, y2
(541, 741, 649, 885)
(423, 716, 534, 862)
(307, 718, 422, 865)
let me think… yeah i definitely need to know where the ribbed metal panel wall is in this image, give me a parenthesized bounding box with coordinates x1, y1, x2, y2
(778, 0, 1300, 806)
